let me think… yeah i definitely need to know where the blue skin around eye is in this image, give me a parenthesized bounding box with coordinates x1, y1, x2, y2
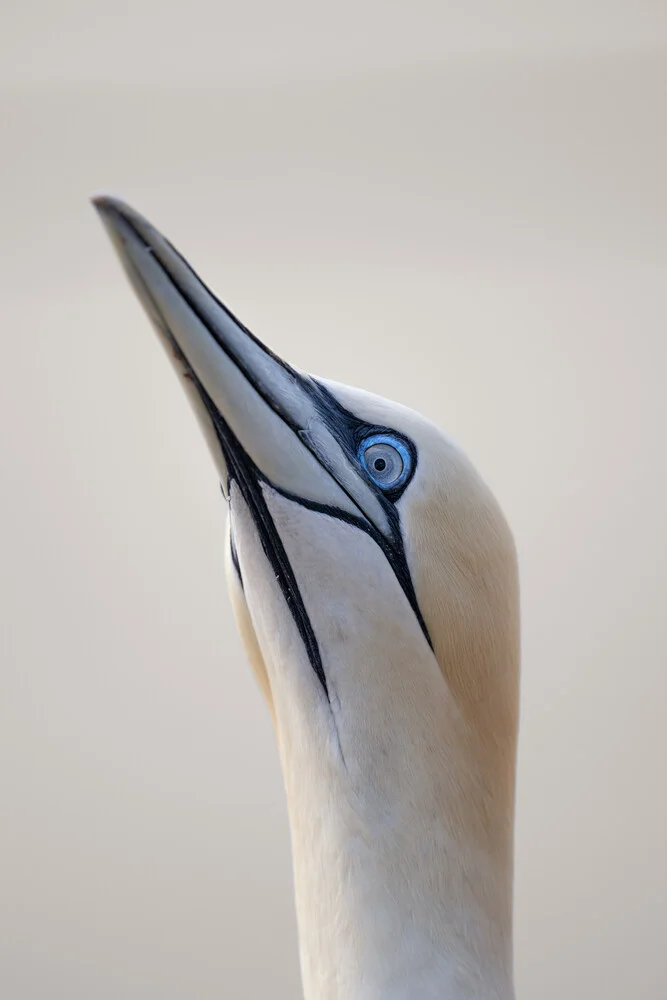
(358, 434, 411, 489)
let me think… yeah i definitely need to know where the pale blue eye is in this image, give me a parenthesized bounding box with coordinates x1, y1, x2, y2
(359, 434, 411, 490)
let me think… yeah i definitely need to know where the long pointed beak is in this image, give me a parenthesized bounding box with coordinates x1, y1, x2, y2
(92, 196, 391, 535)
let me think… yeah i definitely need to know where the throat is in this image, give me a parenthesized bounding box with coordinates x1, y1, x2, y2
(230, 487, 519, 999)
(288, 803, 515, 1000)
(280, 735, 516, 1000)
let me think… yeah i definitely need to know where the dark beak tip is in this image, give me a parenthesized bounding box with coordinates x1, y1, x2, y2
(90, 193, 141, 228)
(90, 192, 119, 214)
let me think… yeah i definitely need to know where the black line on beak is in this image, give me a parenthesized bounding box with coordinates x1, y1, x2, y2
(107, 244, 330, 699)
(97, 201, 432, 697)
(211, 405, 329, 697)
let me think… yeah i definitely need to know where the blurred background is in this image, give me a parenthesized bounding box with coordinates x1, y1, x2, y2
(1, 2, 666, 997)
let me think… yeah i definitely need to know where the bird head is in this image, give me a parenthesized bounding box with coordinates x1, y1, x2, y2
(94, 197, 520, 987)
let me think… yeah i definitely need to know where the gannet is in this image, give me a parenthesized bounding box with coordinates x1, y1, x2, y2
(93, 197, 520, 1000)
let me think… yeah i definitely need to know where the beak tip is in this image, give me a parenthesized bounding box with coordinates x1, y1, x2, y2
(91, 193, 144, 268)
(90, 191, 114, 212)
(90, 192, 137, 225)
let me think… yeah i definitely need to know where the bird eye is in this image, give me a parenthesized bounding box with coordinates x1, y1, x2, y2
(359, 434, 411, 490)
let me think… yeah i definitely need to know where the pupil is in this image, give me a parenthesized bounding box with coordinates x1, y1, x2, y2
(374, 458, 387, 472)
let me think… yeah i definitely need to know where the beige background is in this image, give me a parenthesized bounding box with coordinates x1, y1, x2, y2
(1, 3, 666, 997)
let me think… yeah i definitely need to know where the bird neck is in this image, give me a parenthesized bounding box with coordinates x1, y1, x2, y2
(284, 779, 515, 1000)
(276, 707, 517, 1000)
(242, 485, 520, 1000)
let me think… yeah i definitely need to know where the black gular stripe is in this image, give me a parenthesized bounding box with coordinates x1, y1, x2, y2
(227, 507, 243, 589)
(117, 249, 330, 698)
(210, 404, 329, 697)
(161, 236, 411, 530)
(114, 210, 431, 698)
(139, 227, 432, 649)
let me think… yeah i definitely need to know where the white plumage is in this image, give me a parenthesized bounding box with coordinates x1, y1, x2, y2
(95, 196, 520, 1000)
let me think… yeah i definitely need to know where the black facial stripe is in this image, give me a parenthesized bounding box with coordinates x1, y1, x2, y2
(116, 215, 430, 685)
(124, 214, 419, 539)
(223, 435, 328, 696)
(269, 486, 432, 650)
(184, 368, 330, 698)
(112, 243, 329, 698)
(193, 366, 330, 698)
(120, 218, 365, 525)
(290, 379, 430, 647)
(306, 379, 418, 503)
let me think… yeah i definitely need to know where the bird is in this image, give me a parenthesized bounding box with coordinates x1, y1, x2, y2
(93, 196, 520, 1000)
